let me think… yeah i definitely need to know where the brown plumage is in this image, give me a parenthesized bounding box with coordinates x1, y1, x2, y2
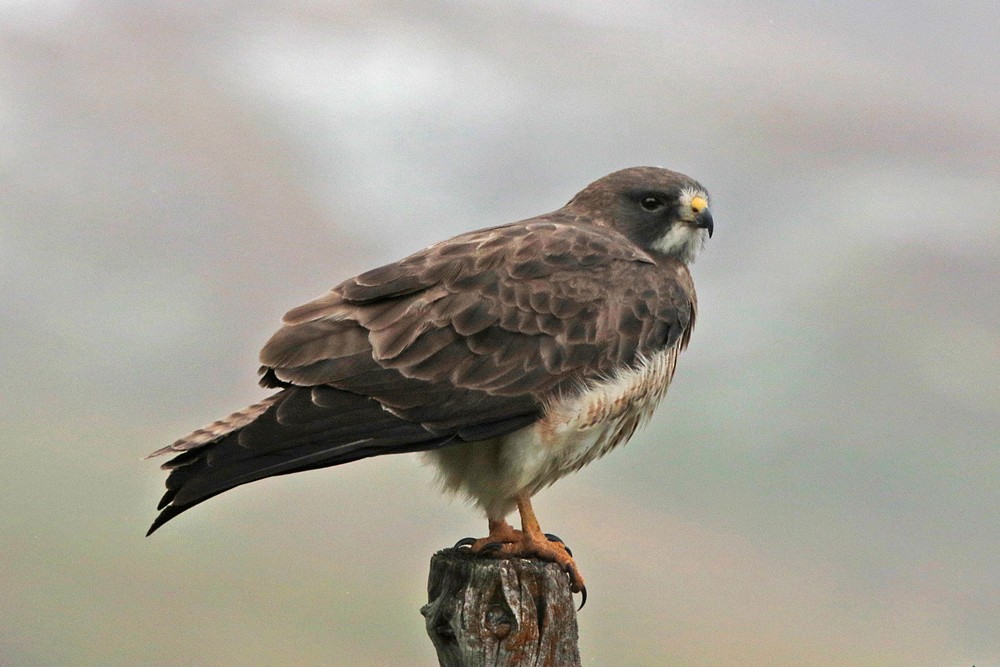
(146, 166, 713, 595)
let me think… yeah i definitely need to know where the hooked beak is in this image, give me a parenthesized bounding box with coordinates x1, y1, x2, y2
(688, 195, 713, 239)
(694, 209, 714, 238)
(694, 208, 715, 238)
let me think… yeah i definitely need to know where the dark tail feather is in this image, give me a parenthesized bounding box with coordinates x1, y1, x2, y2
(145, 433, 452, 536)
(147, 383, 541, 535)
(146, 387, 455, 535)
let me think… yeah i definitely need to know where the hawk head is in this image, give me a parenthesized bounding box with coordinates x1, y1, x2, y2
(567, 166, 713, 264)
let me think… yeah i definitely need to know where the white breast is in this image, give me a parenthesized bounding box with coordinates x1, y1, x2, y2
(529, 345, 680, 478)
(426, 345, 682, 519)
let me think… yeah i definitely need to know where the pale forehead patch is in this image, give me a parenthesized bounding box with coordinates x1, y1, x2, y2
(679, 186, 710, 210)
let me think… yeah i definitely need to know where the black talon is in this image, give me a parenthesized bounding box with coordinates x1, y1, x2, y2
(453, 537, 477, 549)
(481, 542, 504, 553)
(559, 563, 586, 610)
(544, 533, 572, 557)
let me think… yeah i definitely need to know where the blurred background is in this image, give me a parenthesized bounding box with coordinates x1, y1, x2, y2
(2, 1, 998, 665)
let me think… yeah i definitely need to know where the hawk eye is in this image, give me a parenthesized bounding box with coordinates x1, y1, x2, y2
(640, 196, 665, 212)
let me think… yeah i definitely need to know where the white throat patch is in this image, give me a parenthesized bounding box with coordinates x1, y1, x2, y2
(651, 224, 708, 263)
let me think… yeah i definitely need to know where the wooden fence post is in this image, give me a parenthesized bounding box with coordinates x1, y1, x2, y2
(421, 548, 581, 666)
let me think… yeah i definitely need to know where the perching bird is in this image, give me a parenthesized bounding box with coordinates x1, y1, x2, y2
(147, 166, 713, 597)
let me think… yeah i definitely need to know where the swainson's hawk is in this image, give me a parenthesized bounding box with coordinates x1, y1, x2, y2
(147, 166, 713, 598)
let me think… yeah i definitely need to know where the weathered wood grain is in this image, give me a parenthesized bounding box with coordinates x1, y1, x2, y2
(421, 548, 581, 667)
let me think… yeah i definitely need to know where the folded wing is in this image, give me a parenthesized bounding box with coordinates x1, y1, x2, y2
(148, 217, 694, 534)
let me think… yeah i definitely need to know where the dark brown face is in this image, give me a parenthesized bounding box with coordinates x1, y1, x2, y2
(567, 166, 713, 263)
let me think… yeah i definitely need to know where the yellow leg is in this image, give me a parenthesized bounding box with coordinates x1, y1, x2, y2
(516, 494, 544, 537)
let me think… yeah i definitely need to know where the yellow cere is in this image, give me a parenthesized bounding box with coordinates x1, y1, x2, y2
(690, 196, 708, 214)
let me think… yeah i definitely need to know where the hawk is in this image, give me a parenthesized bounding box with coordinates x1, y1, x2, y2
(147, 166, 713, 598)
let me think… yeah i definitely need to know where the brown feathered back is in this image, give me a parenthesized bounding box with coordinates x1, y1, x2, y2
(148, 184, 698, 535)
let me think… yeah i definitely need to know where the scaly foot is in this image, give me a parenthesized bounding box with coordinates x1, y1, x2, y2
(475, 529, 585, 595)
(455, 497, 588, 608)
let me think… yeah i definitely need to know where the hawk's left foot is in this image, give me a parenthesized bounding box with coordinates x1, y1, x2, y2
(479, 496, 589, 603)
(479, 531, 585, 589)
(454, 524, 587, 607)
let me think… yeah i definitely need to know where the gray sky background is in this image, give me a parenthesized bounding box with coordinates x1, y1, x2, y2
(2, 2, 998, 665)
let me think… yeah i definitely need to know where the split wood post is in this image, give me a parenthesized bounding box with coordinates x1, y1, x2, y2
(421, 548, 581, 667)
